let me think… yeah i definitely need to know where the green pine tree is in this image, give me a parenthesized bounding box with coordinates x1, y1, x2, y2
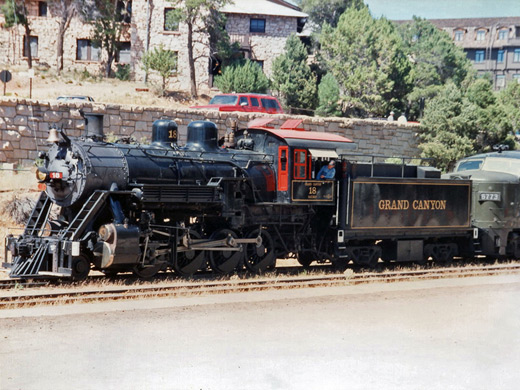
(271, 34, 317, 115)
(396, 17, 472, 120)
(420, 80, 513, 171)
(320, 6, 412, 118)
(316, 73, 341, 117)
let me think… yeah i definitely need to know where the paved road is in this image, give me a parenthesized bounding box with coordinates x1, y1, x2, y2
(1, 275, 520, 390)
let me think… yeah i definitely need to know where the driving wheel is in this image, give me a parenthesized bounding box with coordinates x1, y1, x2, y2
(244, 229, 275, 273)
(173, 230, 206, 277)
(208, 229, 243, 274)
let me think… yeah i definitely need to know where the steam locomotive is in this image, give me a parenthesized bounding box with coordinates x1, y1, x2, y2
(3, 117, 520, 280)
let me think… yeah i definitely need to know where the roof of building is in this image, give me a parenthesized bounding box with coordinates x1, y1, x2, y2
(221, 0, 308, 18)
(397, 17, 520, 28)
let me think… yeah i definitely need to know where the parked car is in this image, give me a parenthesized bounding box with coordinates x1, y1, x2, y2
(57, 95, 95, 102)
(192, 93, 284, 114)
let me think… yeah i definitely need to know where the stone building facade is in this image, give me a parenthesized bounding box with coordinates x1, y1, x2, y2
(0, 97, 421, 167)
(0, 0, 307, 95)
(429, 17, 520, 90)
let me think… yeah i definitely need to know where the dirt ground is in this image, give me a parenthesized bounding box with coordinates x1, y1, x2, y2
(1, 274, 519, 389)
(1, 65, 211, 108)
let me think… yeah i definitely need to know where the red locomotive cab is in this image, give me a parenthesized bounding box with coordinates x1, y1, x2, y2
(243, 117, 356, 204)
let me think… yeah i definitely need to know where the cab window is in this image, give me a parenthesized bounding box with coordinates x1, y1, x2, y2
(456, 159, 483, 172)
(294, 149, 307, 179)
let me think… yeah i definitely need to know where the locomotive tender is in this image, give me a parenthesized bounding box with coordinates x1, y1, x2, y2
(2, 117, 518, 280)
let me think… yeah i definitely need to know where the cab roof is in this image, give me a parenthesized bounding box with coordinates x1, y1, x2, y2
(246, 118, 356, 150)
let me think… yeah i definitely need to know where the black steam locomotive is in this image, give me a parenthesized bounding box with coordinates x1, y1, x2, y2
(3, 117, 519, 280)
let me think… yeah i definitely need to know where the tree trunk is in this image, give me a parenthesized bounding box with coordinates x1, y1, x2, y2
(161, 76, 166, 96)
(106, 53, 113, 78)
(56, 24, 65, 74)
(24, 24, 32, 69)
(187, 21, 198, 98)
(56, 2, 75, 75)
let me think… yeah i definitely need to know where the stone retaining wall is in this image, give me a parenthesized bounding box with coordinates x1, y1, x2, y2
(0, 97, 421, 166)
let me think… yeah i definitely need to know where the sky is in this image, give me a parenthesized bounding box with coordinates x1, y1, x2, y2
(363, 0, 520, 20)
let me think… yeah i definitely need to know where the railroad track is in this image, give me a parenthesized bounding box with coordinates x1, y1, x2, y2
(0, 279, 51, 290)
(2, 263, 520, 309)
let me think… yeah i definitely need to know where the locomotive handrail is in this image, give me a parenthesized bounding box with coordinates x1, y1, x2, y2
(339, 152, 435, 164)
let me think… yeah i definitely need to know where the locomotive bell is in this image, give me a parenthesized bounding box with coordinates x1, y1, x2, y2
(46, 128, 61, 143)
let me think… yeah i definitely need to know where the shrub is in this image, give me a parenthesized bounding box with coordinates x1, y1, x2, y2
(142, 46, 178, 96)
(214, 60, 270, 93)
(115, 64, 131, 81)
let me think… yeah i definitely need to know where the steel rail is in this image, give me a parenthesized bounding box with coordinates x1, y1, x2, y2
(0, 279, 50, 290)
(2, 263, 520, 309)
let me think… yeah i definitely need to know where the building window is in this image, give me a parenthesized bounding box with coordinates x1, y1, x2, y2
(476, 30, 486, 41)
(498, 29, 508, 40)
(513, 74, 520, 83)
(38, 1, 47, 17)
(497, 50, 505, 63)
(116, 42, 131, 64)
(164, 8, 179, 31)
(23, 36, 38, 58)
(514, 49, 520, 62)
(170, 51, 179, 73)
(454, 30, 464, 41)
(250, 18, 266, 33)
(116, 0, 132, 23)
(77, 39, 100, 61)
(475, 50, 485, 63)
(496, 75, 506, 89)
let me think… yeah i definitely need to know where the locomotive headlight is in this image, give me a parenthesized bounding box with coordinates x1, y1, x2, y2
(36, 168, 48, 182)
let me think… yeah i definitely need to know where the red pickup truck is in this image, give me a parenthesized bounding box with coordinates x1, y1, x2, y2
(192, 93, 284, 114)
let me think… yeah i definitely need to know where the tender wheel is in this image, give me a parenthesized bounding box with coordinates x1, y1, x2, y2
(174, 230, 205, 277)
(208, 229, 243, 274)
(508, 234, 520, 259)
(425, 243, 456, 264)
(244, 229, 275, 273)
(347, 246, 381, 268)
(71, 255, 90, 281)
